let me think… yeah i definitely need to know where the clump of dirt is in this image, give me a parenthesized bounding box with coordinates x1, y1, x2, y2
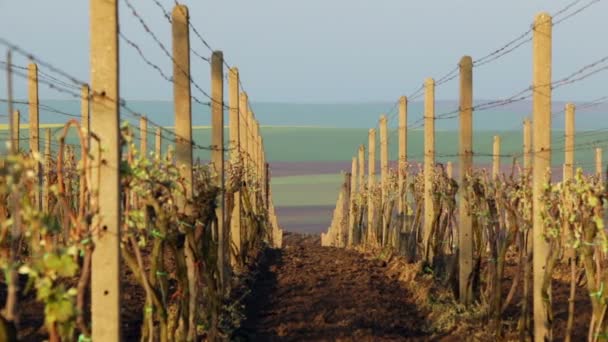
(236, 232, 430, 341)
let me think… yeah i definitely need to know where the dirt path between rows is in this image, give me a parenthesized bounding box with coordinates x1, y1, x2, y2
(235, 233, 430, 341)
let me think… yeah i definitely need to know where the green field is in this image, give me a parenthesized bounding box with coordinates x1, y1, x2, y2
(4, 126, 602, 166)
(2, 126, 604, 215)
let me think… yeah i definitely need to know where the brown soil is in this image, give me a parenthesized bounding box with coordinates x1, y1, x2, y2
(235, 233, 430, 341)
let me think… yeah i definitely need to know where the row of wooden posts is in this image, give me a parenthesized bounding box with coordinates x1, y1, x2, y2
(4, 1, 282, 340)
(323, 12, 604, 341)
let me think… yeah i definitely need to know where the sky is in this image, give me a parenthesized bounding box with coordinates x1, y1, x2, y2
(0, 0, 606, 103)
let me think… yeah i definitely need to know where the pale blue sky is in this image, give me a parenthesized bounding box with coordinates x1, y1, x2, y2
(0, 0, 606, 103)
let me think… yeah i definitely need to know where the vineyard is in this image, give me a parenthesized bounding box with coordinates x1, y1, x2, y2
(322, 7, 608, 342)
(0, 1, 283, 341)
(1, 0, 608, 342)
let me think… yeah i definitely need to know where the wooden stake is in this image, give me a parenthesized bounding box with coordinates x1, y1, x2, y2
(90, 0, 121, 338)
(211, 51, 227, 289)
(358, 145, 365, 193)
(28, 63, 41, 211)
(172, 4, 193, 208)
(379, 114, 389, 246)
(139, 116, 148, 157)
(229, 68, 241, 266)
(239, 92, 249, 171)
(532, 12, 552, 342)
(367, 128, 376, 245)
(42, 128, 51, 213)
(493, 135, 501, 179)
(446, 161, 453, 179)
(6, 51, 15, 155)
(458, 55, 474, 304)
(398, 96, 407, 221)
(28, 63, 39, 156)
(423, 78, 435, 264)
(564, 103, 575, 180)
(348, 156, 357, 246)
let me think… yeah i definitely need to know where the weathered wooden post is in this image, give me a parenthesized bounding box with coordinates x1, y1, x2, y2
(446, 161, 453, 179)
(239, 92, 249, 172)
(42, 128, 51, 212)
(564, 104, 575, 180)
(139, 116, 148, 157)
(28, 63, 39, 156)
(10, 110, 19, 153)
(173, 4, 193, 209)
(459, 55, 474, 305)
(348, 156, 358, 246)
(423, 78, 435, 264)
(398, 96, 407, 228)
(342, 172, 352, 248)
(172, 6, 198, 338)
(379, 115, 389, 246)
(90, 0, 121, 339)
(532, 12, 552, 342)
(229, 68, 242, 266)
(247, 108, 256, 180)
(367, 128, 377, 245)
(211, 51, 228, 289)
(493, 135, 501, 179)
(6, 51, 15, 155)
(358, 145, 365, 193)
(155, 127, 162, 160)
(28, 63, 41, 211)
(523, 118, 532, 172)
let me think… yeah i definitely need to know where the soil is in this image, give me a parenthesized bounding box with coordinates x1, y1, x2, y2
(235, 233, 430, 341)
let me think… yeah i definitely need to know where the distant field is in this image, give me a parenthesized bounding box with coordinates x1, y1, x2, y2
(3, 126, 602, 166)
(2, 126, 604, 233)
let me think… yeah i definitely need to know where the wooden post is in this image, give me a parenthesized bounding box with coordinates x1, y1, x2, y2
(6, 51, 14, 155)
(173, 4, 193, 207)
(446, 161, 453, 179)
(367, 128, 376, 245)
(596, 148, 603, 178)
(358, 145, 365, 193)
(155, 127, 162, 160)
(247, 108, 255, 180)
(229, 68, 241, 266)
(28, 63, 39, 156)
(42, 128, 51, 212)
(28, 63, 41, 211)
(423, 78, 435, 264)
(10, 110, 19, 153)
(523, 119, 532, 172)
(398, 96, 407, 222)
(172, 6, 197, 338)
(342, 172, 351, 248)
(90, 0, 121, 339)
(564, 104, 575, 180)
(211, 51, 227, 289)
(139, 116, 148, 157)
(458, 55, 474, 304)
(348, 156, 357, 246)
(379, 115, 389, 246)
(532, 12, 552, 342)
(239, 92, 249, 172)
(493, 135, 501, 179)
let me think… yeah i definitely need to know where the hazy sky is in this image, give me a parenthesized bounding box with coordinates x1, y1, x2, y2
(0, 0, 606, 103)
